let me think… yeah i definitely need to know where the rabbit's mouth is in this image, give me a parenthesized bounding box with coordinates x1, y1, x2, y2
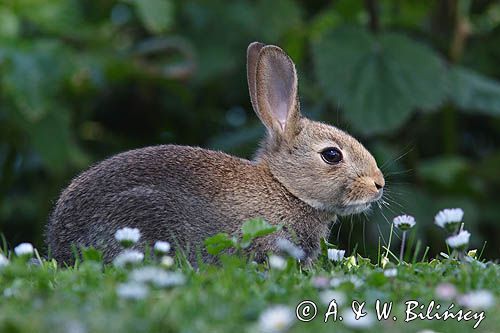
(332, 202, 372, 216)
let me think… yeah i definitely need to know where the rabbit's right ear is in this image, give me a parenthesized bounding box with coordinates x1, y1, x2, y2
(254, 45, 300, 141)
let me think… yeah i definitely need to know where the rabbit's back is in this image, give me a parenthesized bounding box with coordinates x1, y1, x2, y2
(47, 145, 331, 263)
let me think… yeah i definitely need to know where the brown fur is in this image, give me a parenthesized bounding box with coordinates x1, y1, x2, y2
(46, 43, 384, 264)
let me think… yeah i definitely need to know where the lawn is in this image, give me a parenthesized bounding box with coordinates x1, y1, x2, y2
(0, 218, 498, 333)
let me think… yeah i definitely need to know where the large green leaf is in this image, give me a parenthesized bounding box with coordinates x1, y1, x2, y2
(204, 233, 236, 255)
(134, 0, 174, 34)
(313, 26, 448, 135)
(0, 7, 19, 38)
(179, 0, 301, 81)
(27, 110, 82, 173)
(417, 156, 470, 187)
(241, 218, 280, 248)
(0, 42, 69, 121)
(449, 66, 500, 115)
(1, 51, 48, 120)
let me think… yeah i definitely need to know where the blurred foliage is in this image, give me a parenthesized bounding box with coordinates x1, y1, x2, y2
(1, 0, 500, 259)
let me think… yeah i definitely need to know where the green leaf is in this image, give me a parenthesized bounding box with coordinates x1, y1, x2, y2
(27, 110, 85, 173)
(417, 156, 469, 187)
(81, 247, 103, 262)
(1, 41, 69, 121)
(2, 51, 48, 120)
(134, 0, 173, 34)
(449, 66, 500, 115)
(12, 0, 83, 34)
(313, 26, 447, 135)
(241, 218, 279, 248)
(204, 233, 237, 256)
(0, 8, 19, 38)
(255, 0, 302, 42)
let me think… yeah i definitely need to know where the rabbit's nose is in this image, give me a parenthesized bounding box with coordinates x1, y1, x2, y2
(372, 169, 385, 190)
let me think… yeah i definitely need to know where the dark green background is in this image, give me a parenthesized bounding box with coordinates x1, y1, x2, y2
(1, 0, 499, 260)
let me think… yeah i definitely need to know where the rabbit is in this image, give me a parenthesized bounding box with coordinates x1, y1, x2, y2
(46, 42, 385, 265)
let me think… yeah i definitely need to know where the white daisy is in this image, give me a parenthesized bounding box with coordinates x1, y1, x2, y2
(330, 276, 363, 288)
(435, 283, 457, 300)
(384, 268, 398, 278)
(319, 290, 346, 306)
(130, 266, 164, 283)
(258, 305, 294, 333)
(463, 255, 487, 268)
(14, 243, 34, 257)
(342, 310, 375, 329)
(458, 290, 495, 310)
(130, 266, 185, 288)
(446, 230, 470, 249)
(311, 276, 330, 289)
(113, 250, 144, 267)
(154, 241, 171, 254)
(0, 253, 9, 267)
(327, 249, 345, 262)
(393, 215, 416, 231)
(347, 276, 364, 288)
(161, 255, 175, 268)
(330, 277, 344, 288)
(276, 238, 305, 260)
(116, 282, 149, 300)
(268, 255, 287, 270)
(153, 271, 185, 288)
(435, 208, 464, 231)
(114, 227, 141, 247)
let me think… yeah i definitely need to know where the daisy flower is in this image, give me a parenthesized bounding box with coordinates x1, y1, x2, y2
(435, 283, 457, 301)
(393, 215, 415, 262)
(114, 227, 141, 248)
(131, 266, 185, 288)
(268, 255, 287, 270)
(458, 290, 495, 310)
(319, 290, 346, 306)
(446, 230, 470, 250)
(116, 282, 149, 300)
(258, 305, 294, 333)
(435, 208, 463, 232)
(384, 268, 398, 278)
(113, 250, 144, 268)
(154, 241, 171, 255)
(161, 256, 175, 268)
(393, 215, 415, 231)
(327, 249, 345, 262)
(311, 276, 330, 289)
(330, 276, 363, 288)
(342, 310, 375, 329)
(0, 253, 9, 267)
(276, 238, 305, 260)
(14, 243, 34, 257)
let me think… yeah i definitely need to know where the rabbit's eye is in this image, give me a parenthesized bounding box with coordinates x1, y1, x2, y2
(321, 147, 343, 164)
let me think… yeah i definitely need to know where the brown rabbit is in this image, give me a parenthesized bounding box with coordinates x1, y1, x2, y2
(46, 42, 384, 264)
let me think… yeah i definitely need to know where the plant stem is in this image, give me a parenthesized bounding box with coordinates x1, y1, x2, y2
(399, 231, 407, 263)
(364, 0, 380, 33)
(385, 224, 394, 262)
(443, 104, 457, 155)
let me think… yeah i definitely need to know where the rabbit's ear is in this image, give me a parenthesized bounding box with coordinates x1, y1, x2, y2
(247, 42, 265, 114)
(255, 45, 300, 140)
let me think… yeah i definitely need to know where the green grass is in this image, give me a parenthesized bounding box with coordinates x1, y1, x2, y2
(0, 240, 499, 333)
